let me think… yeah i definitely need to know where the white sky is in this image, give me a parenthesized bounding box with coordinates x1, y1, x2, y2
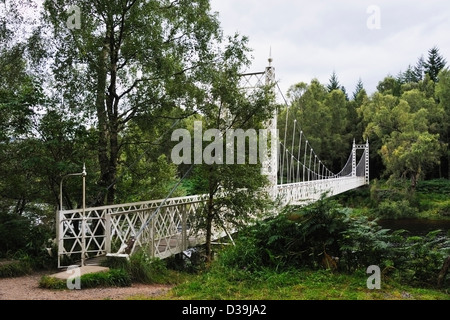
(210, 0, 450, 98)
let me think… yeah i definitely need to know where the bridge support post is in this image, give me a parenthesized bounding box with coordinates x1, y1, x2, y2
(149, 217, 155, 258)
(352, 139, 370, 185)
(264, 56, 278, 201)
(365, 139, 370, 185)
(105, 212, 111, 254)
(181, 205, 188, 251)
(352, 139, 357, 177)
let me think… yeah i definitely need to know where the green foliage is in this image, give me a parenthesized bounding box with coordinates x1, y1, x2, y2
(284, 79, 351, 173)
(216, 197, 450, 288)
(395, 231, 450, 287)
(38, 268, 132, 289)
(0, 259, 32, 278)
(102, 249, 184, 285)
(333, 186, 373, 209)
(376, 199, 419, 219)
(80, 269, 131, 288)
(126, 251, 170, 284)
(0, 210, 57, 270)
(38, 275, 67, 290)
(417, 179, 450, 194)
(218, 197, 352, 271)
(368, 179, 420, 218)
(424, 46, 447, 83)
(168, 265, 450, 300)
(0, 212, 30, 254)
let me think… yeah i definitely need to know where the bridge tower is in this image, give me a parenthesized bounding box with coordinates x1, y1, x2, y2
(263, 56, 278, 200)
(352, 139, 370, 185)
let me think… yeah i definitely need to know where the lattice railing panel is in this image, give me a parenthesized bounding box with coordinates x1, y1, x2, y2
(58, 195, 213, 267)
(277, 176, 366, 206)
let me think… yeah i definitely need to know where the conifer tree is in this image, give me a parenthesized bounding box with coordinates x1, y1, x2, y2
(327, 71, 341, 92)
(424, 46, 447, 82)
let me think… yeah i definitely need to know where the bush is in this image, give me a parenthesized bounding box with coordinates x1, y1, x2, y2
(0, 259, 33, 278)
(102, 249, 184, 285)
(0, 210, 57, 271)
(416, 179, 450, 194)
(376, 199, 419, 219)
(81, 268, 131, 288)
(218, 197, 355, 271)
(391, 230, 450, 287)
(0, 212, 31, 255)
(216, 197, 450, 288)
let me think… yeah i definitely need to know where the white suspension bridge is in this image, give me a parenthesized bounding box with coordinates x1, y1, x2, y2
(56, 58, 369, 268)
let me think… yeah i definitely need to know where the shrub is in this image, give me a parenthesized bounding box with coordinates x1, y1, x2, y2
(376, 199, 419, 219)
(216, 197, 450, 288)
(81, 268, 131, 288)
(391, 230, 450, 287)
(0, 259, 33, 278)
(217, 197, 354, 271)
(103, 249, 183, 285)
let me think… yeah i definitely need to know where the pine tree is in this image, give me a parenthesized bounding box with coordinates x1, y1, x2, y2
(352, 78, 365, 100)
(414, 55, 425, 82)
(327, 71, 341, 92)
(398, 65, 417, 84)
(424, 46, 447, 82)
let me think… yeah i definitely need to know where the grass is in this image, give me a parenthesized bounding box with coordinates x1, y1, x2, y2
(128, 266, 449, 301)
(38, 268, 132, 289)
(0, 258, 33, 278)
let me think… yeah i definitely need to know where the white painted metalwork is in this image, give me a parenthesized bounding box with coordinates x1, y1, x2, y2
(276, 176, 366, 207)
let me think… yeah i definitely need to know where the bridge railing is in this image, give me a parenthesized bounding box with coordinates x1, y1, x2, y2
(57, 195, 210, 268)
(57, 176, 366, 268)
(276, 176, 366, 206)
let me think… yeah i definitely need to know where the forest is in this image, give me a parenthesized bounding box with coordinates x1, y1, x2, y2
(1, 1, 450, 279)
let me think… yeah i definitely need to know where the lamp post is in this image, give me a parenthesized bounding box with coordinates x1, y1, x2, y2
(58, 164, 87, 267)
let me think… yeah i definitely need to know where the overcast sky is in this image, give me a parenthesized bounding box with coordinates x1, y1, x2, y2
(210, 0, 450, 99)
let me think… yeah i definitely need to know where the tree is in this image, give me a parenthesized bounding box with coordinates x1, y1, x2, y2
(414, 55, 425, 82)
(282, 79, 329, 166)
(348, 78, 367, 145)
(398, 65, 419, 84)
(361, 91, 443, 188)
(424, 46, 447, 82)
(376, 76, 403, 97)
(42, 0, 226, 205)
(183, 40, 276, 263)
(283, 79, 352, 174)
(352, 78, 365, 101)
(436, 68, 450, 179)
(324, 89, 351, 170)
(327, 71, 341, 92)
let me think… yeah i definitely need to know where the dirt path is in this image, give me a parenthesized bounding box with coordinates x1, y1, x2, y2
(0, 271, 173, 300)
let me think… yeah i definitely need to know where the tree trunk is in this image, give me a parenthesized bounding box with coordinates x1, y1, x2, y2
(14, 197, 26, 215)
(205, 193, 214, 264)
(437, 256, 450, 287)
(95, 37, 110, 206)
(448, 150, 450, 180)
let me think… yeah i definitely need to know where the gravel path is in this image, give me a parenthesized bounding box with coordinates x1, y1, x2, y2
(0, 271, 173, 300)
